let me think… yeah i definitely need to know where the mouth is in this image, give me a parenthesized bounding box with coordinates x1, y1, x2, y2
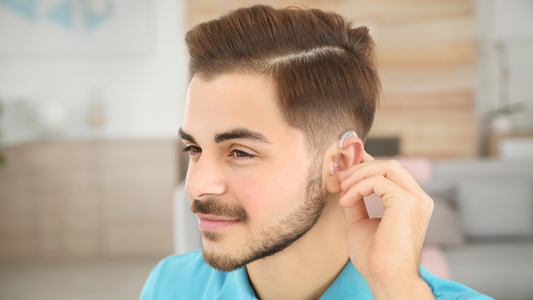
(197, 213, 241, 230)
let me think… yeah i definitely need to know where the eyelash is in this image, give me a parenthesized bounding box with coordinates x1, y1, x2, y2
(182, 146, 256, 160)
(182, 145, 201, 155)
(231, 150, 255, 160)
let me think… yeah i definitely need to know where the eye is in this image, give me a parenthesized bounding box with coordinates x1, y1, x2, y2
(182, 145, 201, 156)
(231, 149, 255, 160)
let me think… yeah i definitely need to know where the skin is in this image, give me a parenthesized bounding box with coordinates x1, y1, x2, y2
(181, 73, 435, 300)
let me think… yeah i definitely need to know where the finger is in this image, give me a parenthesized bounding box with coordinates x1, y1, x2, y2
(337, 152, 374, 182)
(340, 175, 414, 210)
(341, 194, 370, 223)
(337, 160, 373, 182)
(339, 160, 421, 196)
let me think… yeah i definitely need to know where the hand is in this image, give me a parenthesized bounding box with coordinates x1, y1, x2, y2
(337, 152, 435, 299)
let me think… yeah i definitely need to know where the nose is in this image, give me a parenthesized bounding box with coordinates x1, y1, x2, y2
(184, 155, 227, 200)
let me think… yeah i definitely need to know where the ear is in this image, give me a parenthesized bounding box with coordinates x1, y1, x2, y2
(325, 136, 365, 193)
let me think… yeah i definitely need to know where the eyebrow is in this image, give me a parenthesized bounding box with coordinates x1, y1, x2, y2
(178, 128, 197, 144)
(178, 127, 271, 144)
(214, 128, 271, 144)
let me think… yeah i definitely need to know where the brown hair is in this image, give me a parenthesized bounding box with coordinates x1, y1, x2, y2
(185, 4, 380, 155)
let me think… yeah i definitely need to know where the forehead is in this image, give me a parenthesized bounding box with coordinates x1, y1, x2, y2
(183, 73, 299, 144)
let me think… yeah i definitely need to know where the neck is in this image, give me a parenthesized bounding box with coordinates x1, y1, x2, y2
(246, 193, 349, 300)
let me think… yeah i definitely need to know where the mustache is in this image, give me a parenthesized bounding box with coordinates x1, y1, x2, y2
(191, 197, 248, 222)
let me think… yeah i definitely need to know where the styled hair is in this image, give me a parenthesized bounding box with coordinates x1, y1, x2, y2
(185, 4, 380, 155)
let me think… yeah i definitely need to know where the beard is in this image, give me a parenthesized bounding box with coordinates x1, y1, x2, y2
(190, 159, 327, 272)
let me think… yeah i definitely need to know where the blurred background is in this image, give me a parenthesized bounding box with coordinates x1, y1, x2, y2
(0, 0, 532, 299)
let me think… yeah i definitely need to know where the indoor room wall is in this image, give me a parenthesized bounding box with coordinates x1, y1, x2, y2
(188, 0, 478, 159)
(0, 0, 188, 142)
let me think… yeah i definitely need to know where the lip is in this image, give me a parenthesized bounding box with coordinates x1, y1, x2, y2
(197, 213, 240, 230)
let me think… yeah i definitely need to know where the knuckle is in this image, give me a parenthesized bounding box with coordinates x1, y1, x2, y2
(405, 193, 418, 205)
(428, 197, 435, 211)
(387, 159, 402, 169)
(419, 196, 434, 216)
(401, 193, 421, 210)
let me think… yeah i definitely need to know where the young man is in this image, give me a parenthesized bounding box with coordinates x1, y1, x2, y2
(141, 5, 493, 300)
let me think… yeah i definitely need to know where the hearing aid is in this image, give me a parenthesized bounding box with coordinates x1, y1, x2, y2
(331, 130, 358, 175)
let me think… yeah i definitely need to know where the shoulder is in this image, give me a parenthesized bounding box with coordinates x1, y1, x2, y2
(419, 266, 495, 300)
(140, 250, 229, 300)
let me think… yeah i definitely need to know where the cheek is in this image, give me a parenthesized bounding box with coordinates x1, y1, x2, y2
(231, 175, 265, 214)
(230, 166, 307, 221)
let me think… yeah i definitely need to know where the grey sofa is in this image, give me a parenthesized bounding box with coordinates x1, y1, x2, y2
(420, 160, 533, 300)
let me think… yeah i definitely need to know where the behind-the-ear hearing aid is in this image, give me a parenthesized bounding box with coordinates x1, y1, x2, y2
(331, 130, 358, 175)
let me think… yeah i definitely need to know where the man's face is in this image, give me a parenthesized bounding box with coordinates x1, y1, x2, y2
(181, 73, 328, 272)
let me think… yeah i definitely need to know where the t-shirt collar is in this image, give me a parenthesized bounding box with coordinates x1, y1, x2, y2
(216, 260, 371, 300)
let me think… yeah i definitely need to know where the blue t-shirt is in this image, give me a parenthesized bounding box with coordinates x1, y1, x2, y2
(140, 250, 493, 300)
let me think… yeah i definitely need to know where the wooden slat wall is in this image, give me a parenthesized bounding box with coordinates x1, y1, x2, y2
(187, 0, 477, 158)
(0, 140, 177, 260)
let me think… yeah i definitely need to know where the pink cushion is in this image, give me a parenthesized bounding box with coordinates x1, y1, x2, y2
(421, 244, 452, 280)
(394, 157, 432, 182)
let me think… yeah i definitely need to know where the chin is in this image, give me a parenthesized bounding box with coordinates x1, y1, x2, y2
(201, 230, 244, 255)
(201, 235, 251, 272)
